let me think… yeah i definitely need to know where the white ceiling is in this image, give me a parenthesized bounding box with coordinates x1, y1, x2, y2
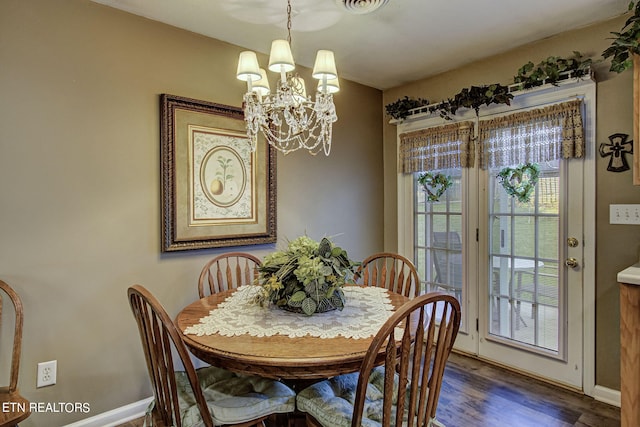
(91, 0, 629, 90)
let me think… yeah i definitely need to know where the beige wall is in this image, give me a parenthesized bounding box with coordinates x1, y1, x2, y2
(0, 0, 383, 425)
(383, 15, 640, 390)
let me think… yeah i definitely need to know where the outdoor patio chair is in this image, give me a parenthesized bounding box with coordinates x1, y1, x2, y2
(432, 232, 463, 301)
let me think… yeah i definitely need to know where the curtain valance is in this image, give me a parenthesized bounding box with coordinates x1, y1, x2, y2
(399, 121, 475, 173)
(478, 99, 584, 169)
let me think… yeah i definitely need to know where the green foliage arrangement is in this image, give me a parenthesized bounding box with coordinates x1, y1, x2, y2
(603, 1, 640, 73)
(385, 96, 430, 120)
(513, 52, 593, 89)
(385, 84, 513, 122)
(255, 236, 359, 316)
(428, 83, 513, 120)
(385, 50, 594, 123)
(417, 172, 453, 202)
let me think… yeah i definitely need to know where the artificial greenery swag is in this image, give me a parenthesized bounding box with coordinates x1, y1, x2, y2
(385, 96, 430, 120)
(513, 51, 593, 89)
(603, 1, 640, 73)
(417, 171, 453, 202)
(428, 83, 513, 120)
(386, 84, 512, 121)
(386, 52, 593, 122)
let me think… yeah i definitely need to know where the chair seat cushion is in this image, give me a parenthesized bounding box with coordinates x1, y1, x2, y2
(175, 366, 295, 426)
(296, 367, 402, 427)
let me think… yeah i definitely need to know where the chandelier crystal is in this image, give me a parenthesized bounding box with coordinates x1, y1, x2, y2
(236, 0, 339, 156)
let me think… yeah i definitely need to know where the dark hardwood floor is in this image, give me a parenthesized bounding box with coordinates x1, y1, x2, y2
(117, 352, 620, 427)
(436, 353, 620, 426)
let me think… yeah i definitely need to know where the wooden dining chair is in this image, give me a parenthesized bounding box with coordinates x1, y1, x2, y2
(0, 280, 30, 427)
(198, 252, 262, 298)
(128, 285, 295, 427)
(296, 292, 461, 427)
(354, 252, 420, 297)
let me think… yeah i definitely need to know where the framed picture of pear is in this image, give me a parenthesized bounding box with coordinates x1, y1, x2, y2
(160, 94, 276, 251)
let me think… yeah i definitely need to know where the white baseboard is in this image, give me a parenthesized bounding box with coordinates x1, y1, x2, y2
(63, 397, 153, 427)
(592, 385, 621, 408)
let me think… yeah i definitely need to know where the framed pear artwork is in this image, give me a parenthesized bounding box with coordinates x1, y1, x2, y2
(160, 94, 277, 251)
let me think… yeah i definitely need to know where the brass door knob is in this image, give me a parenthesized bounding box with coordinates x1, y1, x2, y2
(567, 237, 579, 248)
(565, 258, 579, 268)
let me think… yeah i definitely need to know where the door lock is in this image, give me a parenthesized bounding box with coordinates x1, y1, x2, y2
(567, 237, 579, 248)
(565, 257, 579, 268)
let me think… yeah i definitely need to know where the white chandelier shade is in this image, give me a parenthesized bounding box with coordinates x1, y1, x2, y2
(312, 50, 338, 80)
(236, 35, 339, 155)
(268, 40, 295, 73)
(252, 69, 271, 97)
(318, 77, 340, 94)
(236, 51, 261, 82)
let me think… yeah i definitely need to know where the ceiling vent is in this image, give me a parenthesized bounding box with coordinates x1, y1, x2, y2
(336, 0, 389, 14)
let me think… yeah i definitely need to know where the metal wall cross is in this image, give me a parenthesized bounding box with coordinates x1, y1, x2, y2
(599, 133, 633, 172)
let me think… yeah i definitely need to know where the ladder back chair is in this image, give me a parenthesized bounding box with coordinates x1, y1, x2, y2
(0, 280, 30, 427)
(355, 252, 420, 298)
(198, 253, 262, 299)
(128, 285, 295, 427)
(297, 292, 461, 427)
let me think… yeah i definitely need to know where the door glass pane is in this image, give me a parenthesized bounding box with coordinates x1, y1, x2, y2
(488, 161, 561, 353)
(414, 169, 463, 303)
(514, 217, 535, 258)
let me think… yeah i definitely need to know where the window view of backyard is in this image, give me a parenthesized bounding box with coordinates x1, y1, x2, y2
(414, 169, 463, 297)
(415, 161, 561, 354)
(489, 160, 561, 353)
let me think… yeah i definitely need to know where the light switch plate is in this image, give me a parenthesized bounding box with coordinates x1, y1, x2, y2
(610, 204, 640, 225)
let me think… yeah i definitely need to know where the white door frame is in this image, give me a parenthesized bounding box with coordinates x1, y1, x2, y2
(396, 77, 596, 396)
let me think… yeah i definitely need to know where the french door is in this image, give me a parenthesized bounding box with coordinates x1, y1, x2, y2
(479, 157, 584, 387)
(399, 79, 595, 391)
(412, 157, 583, 388)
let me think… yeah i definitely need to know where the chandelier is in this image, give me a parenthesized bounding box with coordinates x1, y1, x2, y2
(235, 0, 339, 156)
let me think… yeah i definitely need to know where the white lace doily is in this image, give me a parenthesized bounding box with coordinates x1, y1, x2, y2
(183, 286, 395, 339)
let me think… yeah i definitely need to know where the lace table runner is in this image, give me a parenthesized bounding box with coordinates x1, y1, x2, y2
(183, 286, 395, 339)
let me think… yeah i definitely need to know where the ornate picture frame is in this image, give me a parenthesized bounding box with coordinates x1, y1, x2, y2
(160, 94, 276, 252)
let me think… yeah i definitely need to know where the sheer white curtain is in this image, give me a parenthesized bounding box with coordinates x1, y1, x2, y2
(399, 121, 475, 173)
(478, 99, 584, 169)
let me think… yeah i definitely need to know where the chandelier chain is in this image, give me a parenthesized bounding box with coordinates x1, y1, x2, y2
(286, 0, 292, 45)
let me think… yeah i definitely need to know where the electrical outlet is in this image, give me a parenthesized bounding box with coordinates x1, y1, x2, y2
(37, 360, 57, 388)
(610, 204, 640, 224)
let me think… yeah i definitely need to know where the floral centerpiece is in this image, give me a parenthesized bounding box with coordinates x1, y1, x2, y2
(255, 236, 360, 316)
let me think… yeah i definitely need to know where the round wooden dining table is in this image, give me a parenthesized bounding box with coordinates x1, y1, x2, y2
(176, 286, 411, 381)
